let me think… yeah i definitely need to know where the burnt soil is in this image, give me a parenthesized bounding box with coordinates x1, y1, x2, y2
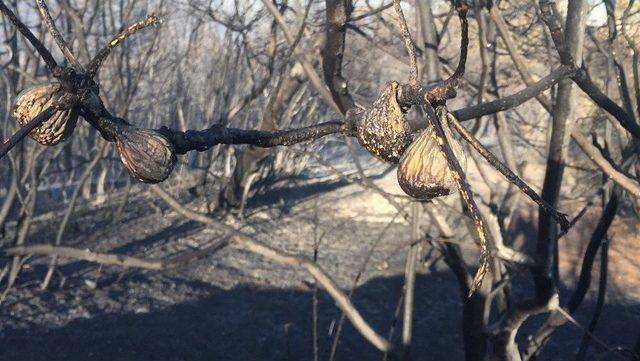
(0, 175, 639, 361)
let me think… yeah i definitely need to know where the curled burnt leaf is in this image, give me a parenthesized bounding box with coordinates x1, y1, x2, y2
(357, 81, 412, 163)
(397, 118, 466, 200)
(109, 120, 177, 183)
(13, 84, 78, 145)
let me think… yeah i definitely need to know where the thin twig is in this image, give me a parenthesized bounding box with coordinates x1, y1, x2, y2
(571, 132, 640, 198)
(0, 107, 55, 159)
(3, 245, 164, 270)
(392, 0, 418, 84)
(427, 105, 489, 296)
(401, 202, 421, 359)
(35, 0, 81, 68)
(447, 113, 571, 232)
(87, 14, 162, 77)
(0, 2, 59, 72)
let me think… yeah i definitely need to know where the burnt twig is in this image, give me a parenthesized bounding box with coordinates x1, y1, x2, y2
(0, 107, 55, 158)
(426, 105, 490, 296)
(35, 0, 81, 68)
(156, 121, 348, 154)
(397, 0, 469, 106)
(392, 0, 418, 84)
(87, 14, 162, 77)
(447, 113, 571, 232)
(0, 1, 59, 72)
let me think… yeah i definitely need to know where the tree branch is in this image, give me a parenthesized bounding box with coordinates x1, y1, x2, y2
(156, 120, 349, 155)
(0, 107, 55, 159)
(35, 0, 81, 68)
(87, 14, 162, 78)
(0, 1, 59, 72)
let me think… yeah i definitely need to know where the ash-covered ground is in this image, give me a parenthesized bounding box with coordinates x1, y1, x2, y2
(1, 165, 638, 361)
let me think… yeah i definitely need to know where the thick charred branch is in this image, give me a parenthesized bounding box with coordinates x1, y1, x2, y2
(157, 121, 349, 155)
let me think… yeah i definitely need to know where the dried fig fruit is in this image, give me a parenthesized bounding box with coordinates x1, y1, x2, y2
(13, 84, 78, 145)
(112, 122, 177, 183)
(397, 120, 466, 200)
(357, 81, 412, 163)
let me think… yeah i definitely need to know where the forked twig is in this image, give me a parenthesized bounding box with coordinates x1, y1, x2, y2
(0, 1, 59, 72)
(35, 0, 81, 68)
(397, 0, 469, 106)
(87, 14, 162, 77)
(425, 105, 490, 296)
(447, 113, 571, 232)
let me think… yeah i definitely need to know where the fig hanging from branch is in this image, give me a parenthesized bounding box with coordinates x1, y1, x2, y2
(0, 1, 166, 180)
(397, 118, 467, 200)
(13, 84, 79, 145)
(103, 118, 177, 184)
(356, 81, 412, 163)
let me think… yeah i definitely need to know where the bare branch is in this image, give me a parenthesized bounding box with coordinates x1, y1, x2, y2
(392, 0, 418, 84)
(35, 0, 81, 68)
(0, 107, 55, 159)
(448, 113, 570, 231)
(3, 245, 164, 270)
(571, 132, 640, 198)
(397, 1, 469, 106)
(452, 66, 575, 121)
(426, 105, 490, 296)
(157, 120, 348, 154)
(87, 14, 162, 78)
(0, 1, 59, 72)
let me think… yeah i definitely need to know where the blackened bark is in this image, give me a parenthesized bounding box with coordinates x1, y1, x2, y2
(323, 0, 355, 113)
(535, 0, 586, 305)
(524, 190, 619, 360)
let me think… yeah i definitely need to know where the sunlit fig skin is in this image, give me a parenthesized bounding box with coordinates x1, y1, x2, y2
(13, 84, 78, 145)
(110, 120, 177, 183)
(357, 81, 412, 163)
(397, 120, 466, 200)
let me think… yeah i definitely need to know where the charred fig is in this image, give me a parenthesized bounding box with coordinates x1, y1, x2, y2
(113, 123, 177, 183)
(357, 81, 412, 163)
(13, 84, 78, 145)
(397, 120, 466, 200)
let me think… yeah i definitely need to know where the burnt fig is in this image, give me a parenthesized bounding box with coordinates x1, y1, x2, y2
(357, 81, 412, 163)
(397, 120, 466, 200)
(13, 84, 78, 145)
(112, 123, 177, 183)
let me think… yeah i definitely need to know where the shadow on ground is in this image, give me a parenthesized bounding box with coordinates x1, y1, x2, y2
(1, 270, 638, 361)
